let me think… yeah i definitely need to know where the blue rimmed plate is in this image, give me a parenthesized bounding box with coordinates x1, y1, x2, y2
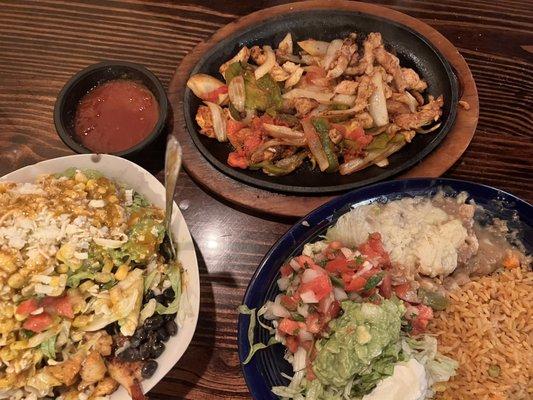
(237, 178, 532, 399)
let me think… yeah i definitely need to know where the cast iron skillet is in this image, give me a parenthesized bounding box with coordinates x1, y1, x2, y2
(237, 178, 532, 399)
(183, 10, 459, 194)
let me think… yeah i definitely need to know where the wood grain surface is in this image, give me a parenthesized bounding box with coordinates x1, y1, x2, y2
(169, 0, 479, 217)
(0, 1, 531, 399)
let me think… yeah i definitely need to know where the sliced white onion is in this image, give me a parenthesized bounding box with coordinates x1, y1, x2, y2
(404, 91, 418, 113)
(332, 94, 356, 106)
(187, 74, 227, 105)
(278, 33, 293, 55)
(368, 72, 389, 127)
(301, 268, 320, 284)
(292, 347, 307, 371)
(93, 236, 127, 249)
(228, 75, 245, 112)
(297, 39, 330, 56)
(285, 67, 304, 88)
(289, 259, 301, 271)
(282, 88, 334, 104)
(262, 123, 304, 139)
(219, 46, 250, 76)
(375, 157, 389, 167)
(298, 329, 313, 343)
(204, 101, 227, 142)
(333, 286, 348, 301)
(322, 39, 343, 70)
(297, 303, 309, 318)
(254, 45, 276, 80)
(300, 290, 319, 304)
(277, 276, 291, 291)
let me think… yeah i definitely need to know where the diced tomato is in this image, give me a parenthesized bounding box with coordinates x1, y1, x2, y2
(394, 283, 419, 303)
(278, 318, 300, 336)
(227, 151, 249, 169)
(411, 305, 433, 334)
(325, 256, 352, 275)
(285, 336, 299, 353)
(16, 298, 39, 316)
(379, 272, 392, 299)
(341, 270, 355, 285)
(23, 312, 53, 333)
(295, 255, 319, 270)
(280, 295, 298, 311)
(306, 313, 323, 334)
(280, 264, 293, 278)
(204, 85, 228, 103)
(41, 295, 74, 319)
(243, 131, 263, 156)
(358, 233, 390, 267)
(345, 127, 374, 147)
(346, 276, 367, 292)
(327, 300, 341, 320)
(299, 274, 332, 302)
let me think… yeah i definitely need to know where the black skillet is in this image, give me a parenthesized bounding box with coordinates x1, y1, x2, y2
(183, 9, 459, 195)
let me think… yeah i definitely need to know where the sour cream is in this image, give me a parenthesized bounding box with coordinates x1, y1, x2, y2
(362, 358, 428, 400)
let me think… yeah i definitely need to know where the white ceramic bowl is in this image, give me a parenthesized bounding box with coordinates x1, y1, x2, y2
(0, 154, 200, 399)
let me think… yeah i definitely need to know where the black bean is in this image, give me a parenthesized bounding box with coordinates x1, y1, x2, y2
(163, 313, 176, 322)
(119, 347, 140, 362)
(139, 342, 152, 360)
(133, 328, 147, 342)
(105, 322, 120, 336)
(130, 336, 141, 348)
(146, 331, 157, 346)
(165, 320, 178, 336)
(163, 288, 175, 300)
(156, 328, 169, 342)
(144, 314, 164, 330)
(151, 342, 165, 358)
(141, 360, 158, 379)
(155, 294, 169, 307)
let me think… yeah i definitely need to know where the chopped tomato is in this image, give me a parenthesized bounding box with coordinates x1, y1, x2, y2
(394, 283, 419, 303)
(358, 233, 390, 267)
(345, 127, 374, 147)
(278, 318, 300, 336)
(341, 270, 355, 285)
(204, 85, 228, 103)
(299, 274, 332, 302)
(327, 300, 341, 320)
(280, 264, 293, 278)
(41, 296, 74, 319)
(306, 313, 323, 334)
(280, 295, 298, 311)
(227, 151, 249, 169)
(16, 298, 39, 316)
(243, 131, 262, 155)
(285, 336, 299, 353)
(226, 119, 245, 136)
(379, 272, 392, 299)
(325, 256, 353, 275)
(23, 313, 53, 333)
(295, 255, 319, 270)
(346, 276, 367, 292)
(411, 305, 433, 334)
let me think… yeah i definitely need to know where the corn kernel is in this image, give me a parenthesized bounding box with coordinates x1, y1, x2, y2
(107, 195, 118, 204)
(11, 340, 28, 350)
(0, 253, 17, 273)
(7, 273, 25, 289)
(79, 281, 94, 293)
(102, 260, 113, 274)
(86, 179, 97, 190)
(74, 171, 87, 183)
(72, 315, 91, 328)
(114, 264, 130, 281)
(56, 263, 68, 274)
(95, 272, 113, 283)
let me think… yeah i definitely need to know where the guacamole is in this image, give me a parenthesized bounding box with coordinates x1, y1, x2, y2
(313, 298, 405, 388)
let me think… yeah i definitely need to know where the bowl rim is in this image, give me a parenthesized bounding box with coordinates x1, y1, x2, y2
(182, 9, 459, 194)
(54, 60, 168, 157)
(0, 154, 201, 399)
(237, 177, 532, 399)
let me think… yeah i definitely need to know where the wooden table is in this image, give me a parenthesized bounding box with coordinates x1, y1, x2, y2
(0, 1, 531, 398)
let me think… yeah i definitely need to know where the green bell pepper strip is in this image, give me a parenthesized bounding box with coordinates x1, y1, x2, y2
(311, 117, 339, 172)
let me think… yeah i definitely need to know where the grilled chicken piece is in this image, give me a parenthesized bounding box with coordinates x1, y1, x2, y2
(386, 99, 411, 116)
(327, 33, 357, 79)
(47, 352, 85, 386)
(107, 358, 146, 400)
(394, 96, 444, 129)
(79, 351, 107, 389)
(353, 75, 375, 112)
(90, 376, 119, 398)
(195, 105, 216, 138)
(374, 46, 405, 92)
(84, 331, 113, 357)
(401, 68, 428, 92)
(294, 98, 319, 116)
(250, 45, 267, 65)
(346, 32, 382, 75)
(334, 80, 359, 95)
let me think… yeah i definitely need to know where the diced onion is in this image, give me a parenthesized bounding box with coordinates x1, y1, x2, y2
(297, 39, 330, 56)
(298, 329, 313, 343)
(289, 259, 301, 271)
(368, 72, 389, 127)
(322, 39, 343, 70)
(340, 247, 354, 260)
(301, 268, 320, 284)
(255, 45, 276, 80)
(277, 276, 291, 291)
(270, 301, 290, 318)
(205, 101, 227, 142)
(283, 88, 334, 104)
(297, 303, 309, 318)
(262, 123, 304, 139)
(333, 287, 348, 301)
(228, 75, 245, 112)
(300, 290, 319, 304)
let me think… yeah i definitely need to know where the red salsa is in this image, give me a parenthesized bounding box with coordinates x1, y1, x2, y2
(74, 79, 159, 153)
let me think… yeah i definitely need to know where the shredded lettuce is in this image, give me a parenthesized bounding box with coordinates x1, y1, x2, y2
(144, 269, 160, 293)
(156, 262, 182, 315)
(238, 305, 279, 364)
(40, 335, 56, 360)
